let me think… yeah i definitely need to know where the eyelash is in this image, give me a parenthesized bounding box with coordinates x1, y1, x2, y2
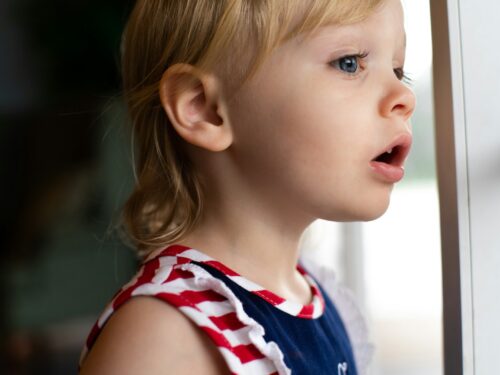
(396, 68, 413, 85)
(330, 52, 412, 84)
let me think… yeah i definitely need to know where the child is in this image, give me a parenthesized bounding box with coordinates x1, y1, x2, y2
(79, 0, 415, 373)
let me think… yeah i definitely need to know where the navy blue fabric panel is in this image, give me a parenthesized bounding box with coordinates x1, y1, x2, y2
(193, 261, 358, 375)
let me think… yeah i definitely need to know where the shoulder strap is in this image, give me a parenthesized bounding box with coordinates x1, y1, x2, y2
(80, 258, 290, 375)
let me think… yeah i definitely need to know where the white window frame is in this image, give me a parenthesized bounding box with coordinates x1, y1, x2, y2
(431, 0, 500, 374)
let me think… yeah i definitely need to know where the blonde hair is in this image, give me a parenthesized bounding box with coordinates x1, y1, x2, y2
(121, 0, 384, 257)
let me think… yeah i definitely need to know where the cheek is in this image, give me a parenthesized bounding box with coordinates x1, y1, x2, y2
(234, 79, 368, 177)
(228, 74, 386, 220)
(275, 93, 367, 169)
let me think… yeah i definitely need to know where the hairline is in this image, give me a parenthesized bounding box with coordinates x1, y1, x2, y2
(214, 0, 387, 96)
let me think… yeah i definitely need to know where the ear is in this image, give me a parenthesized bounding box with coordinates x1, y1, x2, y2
(159, 63, 233, 152)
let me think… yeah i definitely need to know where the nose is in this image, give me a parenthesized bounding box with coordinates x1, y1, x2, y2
(380, 79, 416, 121)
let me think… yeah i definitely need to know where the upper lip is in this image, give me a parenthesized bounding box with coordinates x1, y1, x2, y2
(371, 133, 413, 167)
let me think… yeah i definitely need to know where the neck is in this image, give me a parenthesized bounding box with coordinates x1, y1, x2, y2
(180, 190, 315, 303)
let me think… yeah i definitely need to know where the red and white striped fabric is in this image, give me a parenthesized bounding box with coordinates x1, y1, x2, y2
(79, 245, 327, 374)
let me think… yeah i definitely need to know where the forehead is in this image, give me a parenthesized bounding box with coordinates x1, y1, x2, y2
(278, 0, 387, 44)
(295, 0, 406, 52)
(220, 0, 400, 90)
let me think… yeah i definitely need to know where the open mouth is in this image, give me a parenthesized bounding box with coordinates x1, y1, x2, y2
(370, 134, 412, 183)
(371, 134, 412, 168)
(373, 145, 404, 166)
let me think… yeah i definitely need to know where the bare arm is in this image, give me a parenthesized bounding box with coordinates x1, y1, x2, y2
(79, 297, 230, 375)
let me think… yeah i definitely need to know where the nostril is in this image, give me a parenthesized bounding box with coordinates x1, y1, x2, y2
(393, 103, 406, 112)
(392, 98, 415, 120)
(381, 84, 416, 119)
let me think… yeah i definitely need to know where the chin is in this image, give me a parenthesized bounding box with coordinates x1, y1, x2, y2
(359, 198, 391, 221)
(314, 189, 393, 222)
(337, 198, 391, 222)
(320, 202, 390, 222)
(358, 208, 388, 222)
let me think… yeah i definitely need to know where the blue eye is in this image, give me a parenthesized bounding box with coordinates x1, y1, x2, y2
(337, 56, 359, 73)
(330, 52, 368, 75)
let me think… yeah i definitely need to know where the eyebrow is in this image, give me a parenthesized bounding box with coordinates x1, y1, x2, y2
(305, 24, 408, 58)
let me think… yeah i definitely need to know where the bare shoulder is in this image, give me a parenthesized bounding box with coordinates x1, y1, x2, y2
(79, 296, 230, 375)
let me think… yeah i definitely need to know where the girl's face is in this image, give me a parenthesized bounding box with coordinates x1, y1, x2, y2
(227, 0, 415, 222)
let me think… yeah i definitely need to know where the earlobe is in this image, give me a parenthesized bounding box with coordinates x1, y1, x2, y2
(159, 63, 233, 152)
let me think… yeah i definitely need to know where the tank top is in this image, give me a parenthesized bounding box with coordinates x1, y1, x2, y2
(80, 245, 373, 374)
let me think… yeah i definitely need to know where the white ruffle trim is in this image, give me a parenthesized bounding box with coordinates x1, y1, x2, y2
(179, 263, 291, 375)
(299, 257, 375, 375)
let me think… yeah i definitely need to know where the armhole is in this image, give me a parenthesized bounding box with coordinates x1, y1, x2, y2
(79, 295, 231, 375)
(80, 262, 291, 375)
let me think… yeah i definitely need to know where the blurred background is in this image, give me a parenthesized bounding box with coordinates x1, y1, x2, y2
(0, 0, 137, 373)
(0, 0, 441, 374)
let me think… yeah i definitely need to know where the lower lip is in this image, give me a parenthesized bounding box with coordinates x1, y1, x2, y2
(370, 161, 405, 183)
